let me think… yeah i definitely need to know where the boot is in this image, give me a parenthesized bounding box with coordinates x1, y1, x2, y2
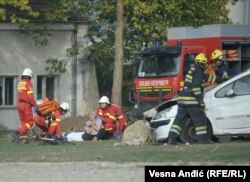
(197, 134, 213, 144)
(11, 130, 20, 143)
(167, 137, 178, 145)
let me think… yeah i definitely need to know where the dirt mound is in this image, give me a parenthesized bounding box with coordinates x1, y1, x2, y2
(61, 106, 139, 133)
(62, 115, 88, 132)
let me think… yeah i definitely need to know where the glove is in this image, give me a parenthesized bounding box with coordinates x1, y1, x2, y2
(200, 100, 205, 111)
(32, 106, 38, 113)
(114, 131, 123, 139)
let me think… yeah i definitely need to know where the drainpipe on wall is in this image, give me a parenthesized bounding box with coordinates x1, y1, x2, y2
(71, 24, 78, 117)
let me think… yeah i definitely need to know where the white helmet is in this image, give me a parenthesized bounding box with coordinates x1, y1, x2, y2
(22, 68, 33, 78)
(60, 102, 70, 112)
(99, 96, 110, 104)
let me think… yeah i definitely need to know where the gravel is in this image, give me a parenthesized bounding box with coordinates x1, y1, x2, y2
(0, 162, 145, 182)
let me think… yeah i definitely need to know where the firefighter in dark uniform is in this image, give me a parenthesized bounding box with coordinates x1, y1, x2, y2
(168, 53, 211, 144)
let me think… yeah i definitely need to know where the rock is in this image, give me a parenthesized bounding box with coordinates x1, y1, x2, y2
(122, 120, 150, 146)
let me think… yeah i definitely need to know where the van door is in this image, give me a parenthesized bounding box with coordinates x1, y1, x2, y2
(210, 74, 250, 132)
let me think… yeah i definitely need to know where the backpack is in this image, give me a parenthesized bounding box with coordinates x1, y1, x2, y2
(36, 97, 60, 116)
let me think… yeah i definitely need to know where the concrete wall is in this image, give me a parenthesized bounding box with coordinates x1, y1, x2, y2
(0, 23, 99, 130)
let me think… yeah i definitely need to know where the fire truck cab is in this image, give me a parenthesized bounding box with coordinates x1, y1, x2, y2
(130, 24, 250, 117)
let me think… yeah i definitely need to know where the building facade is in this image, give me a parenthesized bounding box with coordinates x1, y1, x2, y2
(0, 22, 99, 130)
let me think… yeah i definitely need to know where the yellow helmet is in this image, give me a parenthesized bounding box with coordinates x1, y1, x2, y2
(195, 53, 207, 65)
(211, 49, 223, 60)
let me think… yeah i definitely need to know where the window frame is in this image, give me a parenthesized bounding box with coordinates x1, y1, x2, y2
(0, 76, 17, 107)
(36, 75, 57, 100)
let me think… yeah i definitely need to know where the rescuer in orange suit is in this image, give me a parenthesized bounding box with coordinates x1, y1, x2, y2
(96, 96, 127, 140)
(12, 68, 37, 140)
(33, 102, 70, 139)
(204, 49, 225, 86)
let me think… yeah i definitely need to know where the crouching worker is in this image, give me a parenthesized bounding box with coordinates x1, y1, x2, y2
(96, 96, 127, 140)
(33, 100, 70, 141)
(81, 111, 103, 141)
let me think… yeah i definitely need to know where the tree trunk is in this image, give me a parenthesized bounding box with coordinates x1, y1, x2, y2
(111, 0, 125, 106)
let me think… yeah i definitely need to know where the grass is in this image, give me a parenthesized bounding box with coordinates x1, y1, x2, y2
(1, 132, 250, 165)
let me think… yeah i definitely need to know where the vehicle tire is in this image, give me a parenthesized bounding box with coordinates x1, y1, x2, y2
(180, 118, 212, 144)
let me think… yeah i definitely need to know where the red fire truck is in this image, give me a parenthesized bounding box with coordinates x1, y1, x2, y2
(129, 24, 250, 117)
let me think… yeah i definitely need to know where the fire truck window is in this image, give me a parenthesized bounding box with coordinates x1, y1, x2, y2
(183, 54, 195, 77)
(157, 56, 179, 76)
(139, 56, 157, 77)
(138, 55, 179, 77)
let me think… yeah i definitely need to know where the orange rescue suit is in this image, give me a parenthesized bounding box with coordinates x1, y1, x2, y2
(34, 110, 63, 137)
(96, 104, 127, 135)
(17, 78, 36, 134)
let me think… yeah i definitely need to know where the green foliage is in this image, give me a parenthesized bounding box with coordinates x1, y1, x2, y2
(0, 0, 39, 23)
(45, 58, 68, 75)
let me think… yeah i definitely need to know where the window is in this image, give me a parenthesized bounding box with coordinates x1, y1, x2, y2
(37, 76, 56, 100)
(183, 53, 196, 77)
(234, 75, 250, 95)
(0, 77, 15, 106)
(138, 55, 180, 77)
(215, 74, 250, 98)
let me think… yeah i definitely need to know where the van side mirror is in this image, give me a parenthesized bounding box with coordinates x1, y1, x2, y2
(225, 89, 235, 97)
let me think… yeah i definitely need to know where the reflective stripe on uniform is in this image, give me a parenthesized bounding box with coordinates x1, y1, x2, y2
(106, 113, 116, 120)
(17, 81, 26, 90)
(207, 75, 216, 83)
(50, 123, 58, 126)
(192, 87, 201, 95)
(195, 126, 207, 131)
(27, 91, 33, 94)
(196, 130, 207, 135)
(105, 127, 113, 131)
(222, 71, 228, 78)
(118, 115, 123, 119)
(177, 100, 199, 105)
(178, 96, 197, 101)
(170, 124, 182, 135)
(98, 111, 117, 121)
(25, 123, 31, 129)
(195, 126, 207, 135)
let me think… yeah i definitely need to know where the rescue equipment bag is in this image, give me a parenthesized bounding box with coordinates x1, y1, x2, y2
(37, 97, 60, 116)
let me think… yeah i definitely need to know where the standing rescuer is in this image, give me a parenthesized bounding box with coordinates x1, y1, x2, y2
(12, 68, 37, 141)
(96, 96, 127, 139)
(167, 53, 212, 144)
(204, 49, 225, 84)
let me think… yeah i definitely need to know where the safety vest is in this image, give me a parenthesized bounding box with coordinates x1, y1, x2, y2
(177, 64, 204, 106)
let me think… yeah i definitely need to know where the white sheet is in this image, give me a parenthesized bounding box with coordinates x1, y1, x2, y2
(66, 132, 85, 142)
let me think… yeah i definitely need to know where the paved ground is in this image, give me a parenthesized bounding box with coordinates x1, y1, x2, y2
(0, 162, 145, 182)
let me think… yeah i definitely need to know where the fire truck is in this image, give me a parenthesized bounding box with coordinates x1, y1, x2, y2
(129, 24, 250, 117)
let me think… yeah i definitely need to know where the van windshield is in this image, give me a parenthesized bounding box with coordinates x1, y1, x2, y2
(138, 55, 180, 77)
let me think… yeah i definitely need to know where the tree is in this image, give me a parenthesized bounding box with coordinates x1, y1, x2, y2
(112, 0, 125, 105)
